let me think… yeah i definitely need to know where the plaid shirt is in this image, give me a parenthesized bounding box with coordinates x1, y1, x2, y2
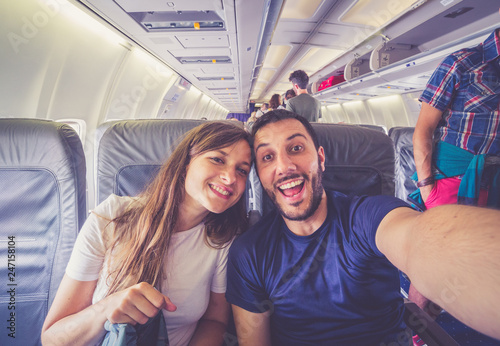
(420, 29, 500, 155)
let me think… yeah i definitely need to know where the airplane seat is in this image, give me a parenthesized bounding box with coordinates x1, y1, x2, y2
(96, 119, 250, 346)
(96, 119, 203, 204)
(389, 126, 500, 346)
(388, 127, 416, 203)
(314, 123, 395, 195)
(0, 119, 86, 346)
(354, 123, 388, 134)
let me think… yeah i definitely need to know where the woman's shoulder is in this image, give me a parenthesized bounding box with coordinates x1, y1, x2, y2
(92, 194, 139, 220)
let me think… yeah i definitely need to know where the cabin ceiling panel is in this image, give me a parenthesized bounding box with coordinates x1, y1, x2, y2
(200, 66, 236, 74)
(308, 32, 350, 50)
(175, 35, 230, 48)
(280, 0, 323, 19)
(275, 20, 318, 35)
(338, 0, 420, 28)
(292, 48, 343, 74)
(168, 48, 231, 57)
(199, 80, 237, 88)
(262, 45, 292, 69)
(147, 36, 178, 46)
(259, 69, 277, 82)
(114, 0, 223, 13)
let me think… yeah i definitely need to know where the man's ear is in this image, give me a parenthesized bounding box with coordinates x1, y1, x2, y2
(318, 146, 326, 172)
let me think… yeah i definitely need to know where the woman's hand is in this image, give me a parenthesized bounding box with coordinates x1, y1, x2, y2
(100, 282, 177, 325)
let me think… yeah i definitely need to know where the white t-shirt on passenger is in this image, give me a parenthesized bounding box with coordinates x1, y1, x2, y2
(66, 194, 230, 346)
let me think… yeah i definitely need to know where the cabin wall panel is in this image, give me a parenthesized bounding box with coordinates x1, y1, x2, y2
(104, 51, 175, 121)
(342, 101, 371, 125)
(164, 87, 199, 119)
(322, 104, 347, 123)
(366, 95, 411, 129)
(400, 92, 421, 126)
(192, 94, 214, 119)
(185, 92, 205, 119)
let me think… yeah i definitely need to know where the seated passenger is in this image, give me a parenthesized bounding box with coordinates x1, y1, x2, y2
(42, 122, 252, 345)
(226, 110, 500, 344)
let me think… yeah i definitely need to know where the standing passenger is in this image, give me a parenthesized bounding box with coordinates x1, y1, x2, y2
(409, 17, 500, 343)
(42, 122, 252, 346)
(283, 88, 296, 107)
(269, 94, 283, 111)
(286, 70, 322, 122)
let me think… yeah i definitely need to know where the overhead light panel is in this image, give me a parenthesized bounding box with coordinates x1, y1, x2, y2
(281, 0, 323, 19)
(293, 48, 343, 74)
(129, 11, 225, 32)
(177, 56, 232, 64)
(263, 45, 292, 69)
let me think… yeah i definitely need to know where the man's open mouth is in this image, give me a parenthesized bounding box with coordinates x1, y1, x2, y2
(278, 179, 304, 197)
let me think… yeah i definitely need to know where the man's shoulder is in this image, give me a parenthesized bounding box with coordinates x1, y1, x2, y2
(442, 45, 482, 69)
(325, 190, 408, 213)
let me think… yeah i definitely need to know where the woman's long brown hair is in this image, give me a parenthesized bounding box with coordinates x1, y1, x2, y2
(103, 121, 251, 295)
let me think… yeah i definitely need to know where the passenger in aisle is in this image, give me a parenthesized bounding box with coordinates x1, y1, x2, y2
(283, 88, 296, 107)
(226, 110, 500, 345)
(269, 93, 284, 111)
(286, 70, 322, 122)
(42, 122, 252, 346)
(256, 103, 269, 118)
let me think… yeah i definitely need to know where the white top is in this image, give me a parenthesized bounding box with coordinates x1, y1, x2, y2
(66, 194, 231, 346)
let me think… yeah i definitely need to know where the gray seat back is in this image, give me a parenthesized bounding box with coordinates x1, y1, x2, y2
(0, 119, 86, 346)
(389, 127, 416, 202)
(96, 119, 203, 204)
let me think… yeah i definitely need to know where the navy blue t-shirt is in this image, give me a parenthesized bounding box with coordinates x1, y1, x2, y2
(226, 191, 410, 345)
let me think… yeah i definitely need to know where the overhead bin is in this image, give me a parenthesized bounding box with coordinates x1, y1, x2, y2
(370, 41, 421, 71)
(344, 52, 372, 81)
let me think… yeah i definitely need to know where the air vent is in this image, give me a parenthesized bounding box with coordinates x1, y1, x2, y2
(177, 56, 232, 64)
(128, 11, 225, 32)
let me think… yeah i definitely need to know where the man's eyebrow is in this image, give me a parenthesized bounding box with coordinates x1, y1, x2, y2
(254, 133, 307, 153)
(287, 133, 307, 141)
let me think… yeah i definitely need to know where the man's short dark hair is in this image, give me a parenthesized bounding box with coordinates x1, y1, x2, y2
(251, 109, 320, 150)
(289, 70, 309, 90)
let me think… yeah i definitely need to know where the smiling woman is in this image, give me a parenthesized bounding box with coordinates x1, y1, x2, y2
(41, 121, 252, 346)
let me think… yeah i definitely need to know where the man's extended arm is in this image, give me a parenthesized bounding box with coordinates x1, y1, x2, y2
(412, 101, 443, 201)
(376, 205, 500, 340)
(231, 305, 272, 346)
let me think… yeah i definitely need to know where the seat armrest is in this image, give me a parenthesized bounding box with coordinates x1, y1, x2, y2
(404, 299, 460, 346)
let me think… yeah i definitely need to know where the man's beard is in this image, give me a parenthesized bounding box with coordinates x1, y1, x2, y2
(266, 164, 324, 221)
